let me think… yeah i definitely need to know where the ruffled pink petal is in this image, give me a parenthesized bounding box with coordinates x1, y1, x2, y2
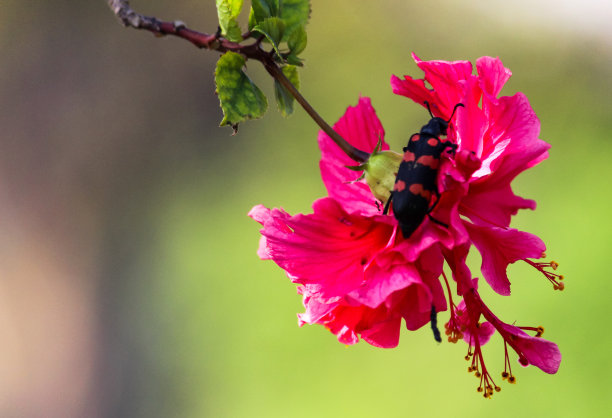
(348, 256, 422, 309)
(297, 285, 340, 326)
(318, 161, 380, 215)
(463, 321, 496, 347)
(455, 77, 487, 156)
(442, 243, 473, 296)
(464, 223, 546, 296)
(415, 245, 447, 313)
(306, 300, 402, 348)
(460, 183, 536, 228)
(391, 53, 473, 118)
(412, 53, 473, 117)
(452, 279, 496, 347)
(395, 285, 434, 331)
(476, 93, 549, 180)
(360, 316, 402, 348)
(495, 322, 562, 374)
(249, 204, 292, 260)
(318, 97, 387, 215)
(476, 56, 512, 98)
(255, 198, 393, 300)
(390, 74, 434, 107)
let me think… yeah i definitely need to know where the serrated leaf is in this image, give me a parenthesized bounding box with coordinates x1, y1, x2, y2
(251, 0, 279, 24)
(279, 0, 310, 40)
(216, 0, 244, 42)
(248, 8, 257, 30)
(252, 17, 285, 44)
(285, 53, 303, 66)
(252, 17, 285, 59)
(274, 65, 300, 117)
(215, 52, 268, 127)
(287, 25, 307, 56)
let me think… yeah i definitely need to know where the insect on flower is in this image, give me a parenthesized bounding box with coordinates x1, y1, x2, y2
(383, 102, 463, 238)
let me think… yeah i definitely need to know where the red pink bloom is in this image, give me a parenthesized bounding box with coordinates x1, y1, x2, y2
(250, 54, 562, 396)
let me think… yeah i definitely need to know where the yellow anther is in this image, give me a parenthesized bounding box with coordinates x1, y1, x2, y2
(551, 261, 559, 270)
(508, 376, 516, 384)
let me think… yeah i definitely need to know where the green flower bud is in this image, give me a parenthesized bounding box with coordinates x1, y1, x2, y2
(347, 140, 402, 204)
(364, 150, 402, 203)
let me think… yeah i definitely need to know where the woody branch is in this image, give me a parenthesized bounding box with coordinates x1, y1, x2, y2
(105, 0, 369, 163)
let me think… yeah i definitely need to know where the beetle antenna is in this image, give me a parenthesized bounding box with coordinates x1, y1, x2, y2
(446, 103, 464, 123)
(424, 101, 435, 118)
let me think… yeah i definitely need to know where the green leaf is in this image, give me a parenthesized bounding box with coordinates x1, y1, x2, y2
(248, 8, 257, 30)
(251, 0, 279, 24)
(215, 52, 268, 128)
(252, 17, 285, 58)
(287, 24, 307, 56)
(285, 53, 303, 66)
(279, 0, 310, 39)
(252, 17, 285, 44)
(274, 65, 300, 117)
(216, 0, 244, 42)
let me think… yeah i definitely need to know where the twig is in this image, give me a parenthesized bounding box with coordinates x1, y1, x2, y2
(106, 0, 370, 163)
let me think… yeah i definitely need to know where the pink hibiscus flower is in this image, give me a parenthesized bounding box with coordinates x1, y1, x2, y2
(250, 54, 563, 396)
(249, 98, 448, 349)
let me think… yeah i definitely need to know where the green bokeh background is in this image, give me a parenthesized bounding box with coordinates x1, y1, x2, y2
(1, 1, 611, 417)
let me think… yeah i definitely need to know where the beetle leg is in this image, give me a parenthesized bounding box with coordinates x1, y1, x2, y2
(427, 193, 449, 228)
(382, 192, 393, 215)
(427, 214, 449, 228)
(430, 304, 442, 343)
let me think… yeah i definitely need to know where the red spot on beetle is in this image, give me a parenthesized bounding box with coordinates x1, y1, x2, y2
(427, 137, 439, 146)
(394, 180, 406, 192)
(409, 183, 432, 200)
(416, 155, 439, 169)
(411, 135, 420, 142)
(403, 152, 416, 162)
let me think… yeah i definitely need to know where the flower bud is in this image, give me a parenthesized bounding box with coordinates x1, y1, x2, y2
(347, 141, 402, 204)
(364, 150, 402, 203)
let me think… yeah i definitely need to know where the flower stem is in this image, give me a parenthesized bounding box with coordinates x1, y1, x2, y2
(262, 62, 370, 162)
(106, 0, 370, 163)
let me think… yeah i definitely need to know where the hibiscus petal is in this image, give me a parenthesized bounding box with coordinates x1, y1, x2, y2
(313, 302, 402, 348)
(464, 223, 546, 296)
(319, 97, 387, 215)
(390, 74, 434, 107)
(478, 93, 549, 180)
(349, 259, 422, 309)
(476, 56, 512, 98)
(249, 204, 291, 260)
(496, 322, 562, 374)
(319, 160, 380, 215)
(456, 77, 487, 156)
(412, 53, 473, 117)
(461, 183, 536, 228)
(462, 321, 496, 347)
(256, 198, 393, 300)
(361, 316, 402, 348)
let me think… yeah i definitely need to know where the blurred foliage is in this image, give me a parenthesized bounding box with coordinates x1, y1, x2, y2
(0, 0, 611, 417)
